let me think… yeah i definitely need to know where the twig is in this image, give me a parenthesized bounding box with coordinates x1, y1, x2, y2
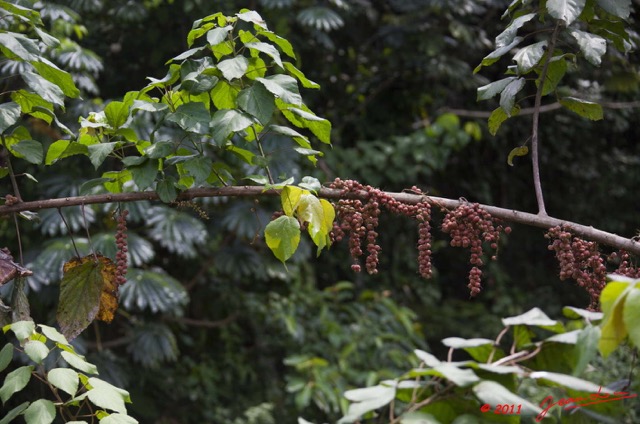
(165, 314, 238, 328)
(531, 22, 561, 216)
(58, 208, 80, 257)
(1, 135, 22, 202)
(0, 186, 638, 255)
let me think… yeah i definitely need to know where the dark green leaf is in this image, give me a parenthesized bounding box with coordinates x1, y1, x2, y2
(499, 78, 525, 116)
(183, 156, 212, 185)
(0, 402, 29, 424)
(88, 143, 117, 169)
(0, 344, 14, 373)
(31, 59, 80, 98)
(559, 97, 603, 120)
(596, 0, 631, 18)
(211, 109, 255, 144)
(156, 177, 178, 203)
(238, 83, 275, 124)
(538, 55, 567, 96)
(166, 102, 210, 134)
(130, 158, 159, 190)
(21, 71, 65, 107)
(145, 141, 174, 159)
(11, 139, 43, 164)
(573, 326, 600, 375)
(120, 269, 188, 313)
(0, 102, 21, 133)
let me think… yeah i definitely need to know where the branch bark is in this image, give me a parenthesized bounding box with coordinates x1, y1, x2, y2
(1, 185, 639, 255)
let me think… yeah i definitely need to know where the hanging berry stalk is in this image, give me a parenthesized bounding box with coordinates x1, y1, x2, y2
(115, 209, 129, 286)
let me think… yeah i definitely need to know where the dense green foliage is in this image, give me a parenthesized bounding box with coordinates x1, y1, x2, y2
(0, 0, 639, 423)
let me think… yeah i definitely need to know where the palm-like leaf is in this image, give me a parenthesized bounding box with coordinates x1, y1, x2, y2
(127, 322, 178, 368)
(92, 232, 155, 267)
(260, 0, 295, 8)
(297, 7, 344, 31)
(120, 268, 188, 314)
(38, 206, 96, 236)
(28, 238, 90, 287)
(146, 206, 206, 258)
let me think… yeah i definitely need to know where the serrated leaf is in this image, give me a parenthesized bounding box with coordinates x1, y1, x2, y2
(166, 102, 210, 134)
(60, 350, 98, 374)
(104, 101, 129, 129)
(257, 75, 302, 105)
(559, 97, 603, 120)
(570, 29, 606, 66)
(596, 0, 631, 18)
(218, 56, 249, 81)
(265, 215, 300, 262)
(47, 368, 79, 397)
(24, 340, 49, 364)
(237, 83, 275, 125)
(11, 139, 43, 164)
(57, 255, 118, 341)
(499, 78, 525, 115)
(0, 102, 21, 132)
(507, 146, 528, 166)
(21, 71, 65, 108)
(513, 41, 547, 74)
(547, 0, 586, 25)
(24, 399, 55, 424)
(0, 32, 39, 61)
(0, 365, 33, 403)
(538, 55, 567, 96)
(211, 109, 254, 143)
(477, 77, 518, 101)
(0, 344, 13, 372)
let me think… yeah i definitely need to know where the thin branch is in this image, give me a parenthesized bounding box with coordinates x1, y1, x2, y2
(2, 135, 22, 202)
(165, 314, 238, 328)
(531, 22, 561, 216)
(0, 186, 638, 255)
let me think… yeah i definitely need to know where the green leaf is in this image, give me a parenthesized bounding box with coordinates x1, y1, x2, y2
(0, 32, 40, 61)
(530, 371, 612, 393)
(183, 157, 212, 185)
(145, 141, 174, 159)
(237, 10, 267, 29)
(570, 29, 607, 66)
(507, 146, 528, 166)
(88, 143, 117, 169)
(246, 57, 267, 80)
(104, 101, 130, 130)
(129, 158, 159, 190)
(11, 139, 43, 164)
(257, 75, 302, 105)
(599, 280, 632, 356)
(563, 306, 603, 321)
(265, 215, 300, 262)
(559, 97, 603, 120)
(156, 177, 178, 203)
(503, 307, 563, 330)
(60, 350, 98, 374)
(0, 402, 29, 424)
(237, 83, 275, 124)
(495, 13, 536, 49)
(477, 77, 518, 101)
(410, 364, 480, 387)
(340, 384, 396, 424)
(0, 344, 13, 372)
(299, 176, 322, 193)
(538, 55, 567, 96)
(513, 41, 547, 74)
(596, 0, 631, 18)
(87, 378, 128, 413)
(11, 90, 53, 121)
(0, 365, 33, 403)
(258, 30, 295, 58)
(47, 368, 79, 397)
(0, 102, 21, 133)
(399, 412, 441, 424)
(206, 25, 233, 46)
(31, 59, 80, 98)
(474, 37, 523, 73)
(57, 257, 110, 341)
(218, 56, 249, 81)
(7, 321, 36, 340)
(24, 399, 55, 424)
(499, 78, 525, 116)
(547, 0, 586, 25)
(21, 71, 65, 108)
(45, 140, 89, 165)
(622, 287, 640, 349)
(282, 62, 319, 89)
(24, 340, 49, 364)
(245, 42, 283, 68)
(211, 80, 239, 109)
(472, 381, 542, 418)
(211, 109, 254, 144)
(279, 103, 331, 144)
(573, 326, 600, 375)
(166, 102, 210, 134)
(99, 413, 139, 424)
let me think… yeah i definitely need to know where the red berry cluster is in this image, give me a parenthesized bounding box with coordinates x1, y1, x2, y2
(609, 250, 640, 278)
(329, 179, 432, 277)
(115, 210, 129, 286)
(545, 226, 606, 309)
(441, 202, 510, 296)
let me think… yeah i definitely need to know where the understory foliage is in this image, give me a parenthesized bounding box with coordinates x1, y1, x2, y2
(0, 1, 638, 423)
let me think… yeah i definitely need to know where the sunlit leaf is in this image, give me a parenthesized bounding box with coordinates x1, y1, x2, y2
(265, 215, 300, 262)
(507, 146, 528, 166)
(559, 97, 603, 120)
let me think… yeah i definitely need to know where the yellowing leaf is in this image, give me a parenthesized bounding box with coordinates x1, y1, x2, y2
(57, 255, 120, 340)
(507, 146, 529, 166)
(598, 281, 632, 357)
(281, 186, 305, 217)
(265, 216, 300, 262)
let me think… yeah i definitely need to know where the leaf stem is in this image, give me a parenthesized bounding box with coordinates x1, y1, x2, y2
(531, 22, 561, 216)
(2, 135, 23, 202)
(255, 131, 274, 184)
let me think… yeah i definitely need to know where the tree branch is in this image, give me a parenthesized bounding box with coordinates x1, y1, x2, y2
(1, 185, 638, 255)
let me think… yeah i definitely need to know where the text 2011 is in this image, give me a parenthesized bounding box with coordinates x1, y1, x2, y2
(480, 403, 522, 414)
